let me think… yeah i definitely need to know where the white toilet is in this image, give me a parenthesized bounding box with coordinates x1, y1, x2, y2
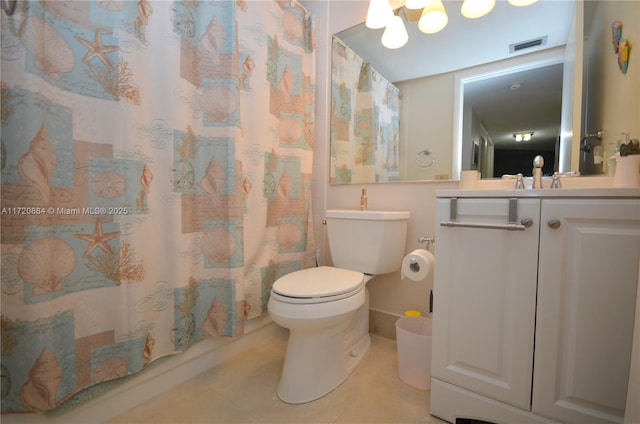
(268, 209, 409, 404)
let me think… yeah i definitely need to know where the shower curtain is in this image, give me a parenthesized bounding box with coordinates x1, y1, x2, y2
(0, 0, 315, 412)
(330, 36, 400, 184)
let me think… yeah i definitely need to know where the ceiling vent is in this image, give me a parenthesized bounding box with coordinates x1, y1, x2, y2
(509, 36, 548, 53)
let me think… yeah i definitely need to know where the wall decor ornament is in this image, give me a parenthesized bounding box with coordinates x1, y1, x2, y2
(611, 20, 630, 74)
(612, 21, 622, 52)
(618, 39, 630, 74)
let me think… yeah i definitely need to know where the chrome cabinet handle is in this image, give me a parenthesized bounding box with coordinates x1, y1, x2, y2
(440, 221, 526, 231)
(547, 219, 561, 229)
(441, 197, 529, 231)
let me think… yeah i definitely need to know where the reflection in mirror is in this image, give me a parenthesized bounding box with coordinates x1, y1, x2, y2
(331, 0, 577, 184)
(459, 60, 564, 178)
(330, 37, 402, 184)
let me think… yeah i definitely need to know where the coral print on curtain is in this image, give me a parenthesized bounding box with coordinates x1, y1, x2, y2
(0, 0, 315, 412)
(330, 36, 400, 184)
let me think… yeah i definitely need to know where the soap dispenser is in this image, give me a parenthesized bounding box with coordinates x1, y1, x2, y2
(360, 189, 368, 211)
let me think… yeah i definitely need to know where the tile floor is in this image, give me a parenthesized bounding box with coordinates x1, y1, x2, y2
(109, 327, 447, 424)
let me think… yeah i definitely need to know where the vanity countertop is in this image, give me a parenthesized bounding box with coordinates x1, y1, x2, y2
(439, 175, 640, 198)
(437, 187, 640, 199)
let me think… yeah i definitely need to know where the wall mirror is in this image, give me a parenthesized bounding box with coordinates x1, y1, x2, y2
(330, 0, 578, 184)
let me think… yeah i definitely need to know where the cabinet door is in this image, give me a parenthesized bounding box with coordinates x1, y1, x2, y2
(432, 198, 540, 410)
(533, 199, 640, 424)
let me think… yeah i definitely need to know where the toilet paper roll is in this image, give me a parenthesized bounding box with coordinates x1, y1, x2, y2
(401, 249, 434, 281)
(613, 153, 640, 187)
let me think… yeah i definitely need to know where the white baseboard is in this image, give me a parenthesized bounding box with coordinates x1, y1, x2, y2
(2, 316, 280, 424)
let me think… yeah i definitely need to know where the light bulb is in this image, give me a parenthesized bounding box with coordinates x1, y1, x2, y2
(523, 133, 532, 141)
(418, 0, 448, 34)
(366, 0, 393, 29)
(461, 0, 496, 19)
(381, 15, 409, 49)
(515, 134, 523, 142)
(405, 0, 428, 9)
(508, 0, 538, 6)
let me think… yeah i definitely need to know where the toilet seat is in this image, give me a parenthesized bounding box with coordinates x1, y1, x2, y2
(271, 266, 364, 304)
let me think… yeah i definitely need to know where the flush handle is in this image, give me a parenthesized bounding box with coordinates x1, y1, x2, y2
(547, 219, 561, 229)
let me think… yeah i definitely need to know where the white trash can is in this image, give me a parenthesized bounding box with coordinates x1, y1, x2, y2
(395, 316, 432, 390)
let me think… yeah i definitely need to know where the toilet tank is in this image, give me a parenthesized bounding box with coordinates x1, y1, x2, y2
(325, 209, 410, 275)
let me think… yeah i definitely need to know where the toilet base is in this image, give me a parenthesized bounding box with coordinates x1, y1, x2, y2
(277, 329, 370, 404)
(276, 292, 371, 404)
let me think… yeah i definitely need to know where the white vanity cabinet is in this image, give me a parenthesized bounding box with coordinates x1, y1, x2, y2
(431, 191, 640, 424)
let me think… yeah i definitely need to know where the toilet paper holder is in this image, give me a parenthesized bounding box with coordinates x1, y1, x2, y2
(418, 236, 435, 251)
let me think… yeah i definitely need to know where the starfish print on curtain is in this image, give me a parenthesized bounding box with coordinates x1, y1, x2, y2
(74, 29, 120, 67)
(74, 220, 121, 257)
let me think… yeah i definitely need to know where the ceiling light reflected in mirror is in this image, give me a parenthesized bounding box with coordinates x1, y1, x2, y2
(382, 14, 409, 48)
(461, 0, 496, 19)
(418, 0, 448, 34)
(514, 132, 534, 142)
(508, 0, 539, 6)
(405, 0, 428, 9)
(368, 0, 539, 47)
(366, 0, 394, 29)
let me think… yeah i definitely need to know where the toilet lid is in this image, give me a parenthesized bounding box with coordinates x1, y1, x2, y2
(272, 266, 364, 300)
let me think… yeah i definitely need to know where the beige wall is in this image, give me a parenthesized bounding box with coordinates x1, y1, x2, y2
(396, 75, 455, 181)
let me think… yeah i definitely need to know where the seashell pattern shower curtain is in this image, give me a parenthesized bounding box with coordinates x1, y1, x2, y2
(0, 0, 315, 412)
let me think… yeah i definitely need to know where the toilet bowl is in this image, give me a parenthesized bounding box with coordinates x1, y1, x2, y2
(268, 266, 367, 404)
(268, 209, 409, 404)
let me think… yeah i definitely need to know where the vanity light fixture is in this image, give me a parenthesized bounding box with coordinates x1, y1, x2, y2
(418, 0, 448, 34)
(368, 0, 539, 49)
(366, 0, 394, 29)
(382, 14, 409, 49)
(514, 132, 534, 142)
(461, 0, 496, 19)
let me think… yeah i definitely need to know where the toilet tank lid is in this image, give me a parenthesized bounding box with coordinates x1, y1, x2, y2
(326, 209, 410, 220)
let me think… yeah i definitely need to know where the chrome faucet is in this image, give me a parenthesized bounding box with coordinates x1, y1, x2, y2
(532, 155, 544, 189)
(515, 173, 525, 189)
(550, 172, 561, 189)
